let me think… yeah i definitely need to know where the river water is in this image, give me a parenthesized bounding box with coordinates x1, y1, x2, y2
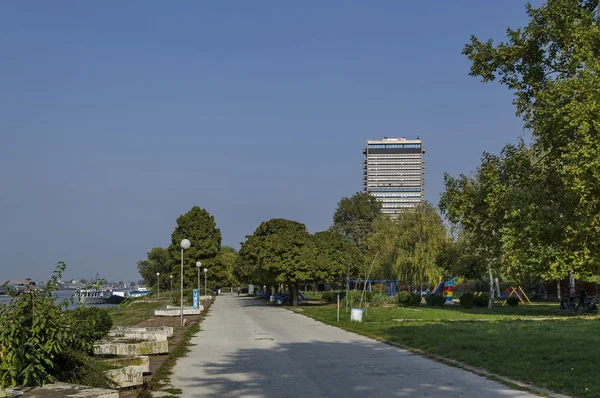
(0, 289, 117, 310)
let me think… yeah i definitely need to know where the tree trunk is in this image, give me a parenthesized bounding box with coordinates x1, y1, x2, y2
(292, 283, 298, 306)
(569, 271, 575, 296)
(494, 277, 501, 298)
(488, 267, 494, 309)
(557, 279, 561, 300)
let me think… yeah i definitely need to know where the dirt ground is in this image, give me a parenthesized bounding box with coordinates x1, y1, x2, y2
(118, 301, 210, 398)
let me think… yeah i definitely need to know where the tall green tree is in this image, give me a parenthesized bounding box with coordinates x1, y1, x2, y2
(394, 203, 448, 286)
(463, 0, 600, 276)
(236, 219, 314, 306)
(332, 192, 382, 253)
(313, 231, 363, 285)
(168, 206, 221, 290)
(209, 246, 239, 287)
(137, 247, 174, 289)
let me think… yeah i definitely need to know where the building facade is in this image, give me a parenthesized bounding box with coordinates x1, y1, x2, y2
(363, 137, 425, 215)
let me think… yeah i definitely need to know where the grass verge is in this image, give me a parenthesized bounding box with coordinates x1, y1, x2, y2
(297, 303, 599, 398)
(109, 299, 167, 327)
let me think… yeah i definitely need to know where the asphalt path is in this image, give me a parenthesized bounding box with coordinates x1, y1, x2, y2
(171, 295, 538, 397)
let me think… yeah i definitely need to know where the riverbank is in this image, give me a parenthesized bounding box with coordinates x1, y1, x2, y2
(107, 297, 214, 398)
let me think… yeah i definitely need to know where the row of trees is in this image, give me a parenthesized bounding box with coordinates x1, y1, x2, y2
(438, 0, 600, 306)
(234, 192, 449, 306)
(137, 206, 239, 292)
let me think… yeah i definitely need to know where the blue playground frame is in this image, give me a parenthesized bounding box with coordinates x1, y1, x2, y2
(347, 280, 400, 296)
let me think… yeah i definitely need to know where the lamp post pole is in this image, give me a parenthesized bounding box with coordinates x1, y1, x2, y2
(180, 239, 191, 327)
(170, 275, 173, 304)
(204, 268, 208, 296)
(156, 272, 160, 299)
(196, 262, 202, 294)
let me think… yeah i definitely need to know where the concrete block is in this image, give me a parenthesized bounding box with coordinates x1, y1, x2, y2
(103, 356, 150, 373)
(107, 331, 167, 341)
(102, 358, 149, 388)
(94, 340, 169, 356)
(154, 306, 202, 316)
(5, 382, 118, 397)
(111, 326, 173, 337)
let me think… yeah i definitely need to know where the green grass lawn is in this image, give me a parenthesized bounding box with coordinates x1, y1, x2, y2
(297, 302, 600, 398)
(109, 299, 166, 327)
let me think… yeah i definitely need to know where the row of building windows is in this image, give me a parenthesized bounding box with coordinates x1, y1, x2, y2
(371, 192, 422, 198)
(367, 154, 423, 159)
(368, 166, 422, 170)
(367, 171, 423, 176)
(368, 176, 423, 181)
(368, 187, 422, 192)
(380, 199, 423, 205)
(368, 144, 422, 149)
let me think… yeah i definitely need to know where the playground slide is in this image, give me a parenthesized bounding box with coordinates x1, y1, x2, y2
(432, 281, 444, 295)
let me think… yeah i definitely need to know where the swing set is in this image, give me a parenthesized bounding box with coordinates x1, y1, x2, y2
(500, 286, 531, 305)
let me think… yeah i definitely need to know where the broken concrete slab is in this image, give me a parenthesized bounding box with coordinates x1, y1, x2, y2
(94, 340, 168, 356)
(154, 306, 203, 316)
(5, 382, 118, 397)
(110, 326, 173, 338)
(103, 356, 150, 373)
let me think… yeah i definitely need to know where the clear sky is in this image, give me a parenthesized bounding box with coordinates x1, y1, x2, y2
(0, 1, 538, 282)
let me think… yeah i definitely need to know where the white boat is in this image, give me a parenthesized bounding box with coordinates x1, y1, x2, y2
(76, 289, 111, 304)
(128, 285, 151, 298)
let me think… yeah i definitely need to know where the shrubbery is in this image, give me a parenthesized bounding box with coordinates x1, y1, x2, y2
(506, 296, 520, 307)
(398, 291, 421, 306)
(476, 293, 489, 307)
(425, 294, 446, 306)
(0, 262, 115, 389)
(459, 292, 476, 308)
(321, 291, 346, 303)
(68, 307, 113, 351)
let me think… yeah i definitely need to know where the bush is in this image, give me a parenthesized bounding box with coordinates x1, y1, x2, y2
(398, 291, 422, 306)
(459, 292, 476, 308)
(369, 294, 387, 307)
(506, 296, 520, 307)
(476, 293, 490, 307)
(425, 294, 446, 306)
(322, 291, 346, 303)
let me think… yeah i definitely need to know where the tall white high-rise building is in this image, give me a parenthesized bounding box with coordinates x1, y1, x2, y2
(363, 137, 425, 215)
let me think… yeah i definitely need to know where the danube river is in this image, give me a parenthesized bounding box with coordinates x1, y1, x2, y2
(0, 289, 117, 310)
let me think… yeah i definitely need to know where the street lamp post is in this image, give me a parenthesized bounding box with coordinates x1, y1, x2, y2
(180, 239, 191, 327)
(203, 268, 208, 296)
(170, 275, 173, 304)
(196, 262, 202, 294)
(156, 272, 160, 299)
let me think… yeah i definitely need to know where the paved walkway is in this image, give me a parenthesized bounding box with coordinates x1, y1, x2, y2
(171, 295, 538, 397)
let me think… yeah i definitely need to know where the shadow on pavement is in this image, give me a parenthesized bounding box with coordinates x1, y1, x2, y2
(176, 338, 534, 398)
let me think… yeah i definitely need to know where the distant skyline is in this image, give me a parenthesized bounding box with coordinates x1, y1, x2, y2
(0, 1, 539, 281)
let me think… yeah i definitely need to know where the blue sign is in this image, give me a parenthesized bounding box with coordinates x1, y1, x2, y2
(193, 289, 199, 309)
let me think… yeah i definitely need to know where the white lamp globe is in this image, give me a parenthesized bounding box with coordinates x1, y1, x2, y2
(196, 261, 202, 268)
(156, 272, 160, 276)
(180, 239, 191, 250)
(203, 268, 208, 273)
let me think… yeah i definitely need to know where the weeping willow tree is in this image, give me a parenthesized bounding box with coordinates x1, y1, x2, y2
(394, 203, 448, 289)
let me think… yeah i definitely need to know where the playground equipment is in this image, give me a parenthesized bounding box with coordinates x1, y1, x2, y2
(432, 277, 455, 303)
(347, 280, 399, 296)
(500, 286, 531, 306)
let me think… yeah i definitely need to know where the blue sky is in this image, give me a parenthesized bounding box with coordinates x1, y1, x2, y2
(0, 1, 537, 281)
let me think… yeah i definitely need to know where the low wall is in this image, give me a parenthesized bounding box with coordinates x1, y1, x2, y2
(110, 326, 173, 337)
(155, 306, 203, 316)
(94, 340, 168, 356)
(4, 383, 118, 397)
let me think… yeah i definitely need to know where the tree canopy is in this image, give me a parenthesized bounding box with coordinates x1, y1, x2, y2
(461, 0, 600, 278)
(137, 247, 174, 289)
(332, 192, 382, 253)
(167, 206, 222, 289)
